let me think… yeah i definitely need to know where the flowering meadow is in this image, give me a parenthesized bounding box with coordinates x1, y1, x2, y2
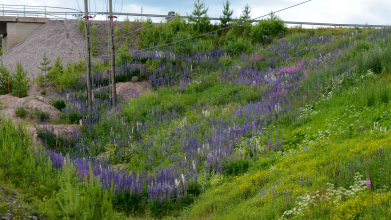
(2, 25, 391, 219)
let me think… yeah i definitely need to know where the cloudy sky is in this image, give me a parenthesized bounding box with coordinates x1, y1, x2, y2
(3, 0, 391, 27)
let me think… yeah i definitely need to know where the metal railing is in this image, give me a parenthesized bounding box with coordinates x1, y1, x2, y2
(0, 4, 389, 28)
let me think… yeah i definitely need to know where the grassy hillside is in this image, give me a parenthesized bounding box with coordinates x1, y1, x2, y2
(2, 15, 391, 219)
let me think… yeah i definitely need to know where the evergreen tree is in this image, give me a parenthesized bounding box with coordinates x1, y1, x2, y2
(37, 53, 51, 88)
(11, 62, 30, 98)
(220, 0, 234, 28)
(240, 3, 251, 22)
(0, 60, 10, 95)
(188, 0, 211, 32)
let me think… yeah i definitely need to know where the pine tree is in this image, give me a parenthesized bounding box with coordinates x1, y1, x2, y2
(0, 60, 10, 95)
(11, 62, 30, 98)
(240, 3, 251, 22)
(220, 0, 234, 28)
(188, 0, 211, 32)
(37, 53, 51, 88)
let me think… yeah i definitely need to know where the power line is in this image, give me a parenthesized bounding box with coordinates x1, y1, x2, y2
(112, 0, 314, 55)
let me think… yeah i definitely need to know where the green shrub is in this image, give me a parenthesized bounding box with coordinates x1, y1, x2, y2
(381, 44, 391, 72)
(147, 201, 174, 219)
(362, 47, 382, 74)
(223, 159, 250, 176)
(112, 191, 147, 214)
(172, 31, 194, 55)
(78, 20, 85, 34)
(11, 62, 30, 98)
(40, 88, 47, 95)
(47, 57, 84, 90)
(29, 107, 50, 122)
(224, 37, 253, 55)
(219, 55, 233, 67)
(0, 60, 10, 95)
(51, 99, 67, 112)
(15, 106, 27, 118)
(67, 112, 82, 124)
(250, 13, 288, 44)
(47, 57, 64, 82)
(56, 69, 82, 91)
(115, 44, 132, 67)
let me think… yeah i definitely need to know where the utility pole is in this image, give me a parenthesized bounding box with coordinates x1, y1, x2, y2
(109, 0, 117, 107)
(84, 0, 92, 110)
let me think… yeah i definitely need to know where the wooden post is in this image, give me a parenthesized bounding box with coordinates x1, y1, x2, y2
(84, 0, 92, 110)
(109, 0, 117, 107)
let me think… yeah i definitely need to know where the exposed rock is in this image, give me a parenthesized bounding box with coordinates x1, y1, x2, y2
(131, 76, 138, 83)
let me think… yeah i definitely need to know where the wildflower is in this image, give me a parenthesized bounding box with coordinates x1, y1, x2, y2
(366, 177, 371, 189)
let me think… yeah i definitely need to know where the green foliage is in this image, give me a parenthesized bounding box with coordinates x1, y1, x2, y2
(47, 57, 64, 82)
(219, 55, 233, 67)
(90, 24, 99, 56)
(37, 53, 51, 87)
(66, 111, 82, 124)
(112, 191, 147, 214)
(239, 3, 251, 22)
(220, 0, 234, 28)
(10, 62, 30, 98)
(123, 17, 132, 45)
(357, 46, 382, 74)
(381, 44, 391, 72)
(40, 88, 47, 95)
(224, 37, 253, 55)
(78, 20, 85, 34)
(286, 32, 309, 44)
(29, 107, 50, 122)
(0, 60, 10, 95)
(47, 57, 84, 90)
(188, 0, 211, 33)
(222, 159, 250, 176)
(115, 44, 132, 67)
(15, 105, 27, 118)
(250, 12, 288, 44)
(51, 99, 67, 112)
(56, 169, 80, 219)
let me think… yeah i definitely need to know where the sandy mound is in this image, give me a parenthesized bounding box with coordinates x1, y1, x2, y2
(94, 80, 152, 98)
(0, 94, 61, 119)
(0, 20, 85, 79)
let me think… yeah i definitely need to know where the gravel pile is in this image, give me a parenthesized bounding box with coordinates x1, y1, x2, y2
(0, 20, 86, 79)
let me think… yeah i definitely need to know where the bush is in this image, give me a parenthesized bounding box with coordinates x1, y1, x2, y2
(51, 99, 67, 112)
(172, 31, 194, 55)
(223, 159, 250, 176)
(115, 44, 132, 67)
(112, 191, 147, 214)
(219, 55, 234, 67)
(29, 107, 50, 122)
(224, 37, 253, 55)
(361, 47, 382, 74)
(381, 44, 391, 72)
(66, 112, 82, 124)
(0, 60, 10, 95)
(40, 88, 47, 95)
(47, 57, 84, 90)
(250, 13, 288, 44)
(15, 106, 27, 118)
(11, 62, 30, 98)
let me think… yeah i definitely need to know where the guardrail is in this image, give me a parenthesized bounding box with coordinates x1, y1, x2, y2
(0, 4, 389, 28)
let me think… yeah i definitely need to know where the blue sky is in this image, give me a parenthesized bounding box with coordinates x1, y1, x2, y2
(4, 0, 391, 27)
